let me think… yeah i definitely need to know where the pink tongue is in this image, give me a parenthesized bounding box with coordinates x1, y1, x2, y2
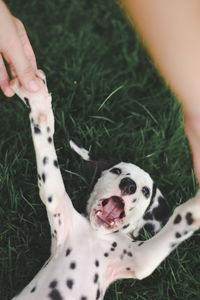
(102, 197, 124, 220)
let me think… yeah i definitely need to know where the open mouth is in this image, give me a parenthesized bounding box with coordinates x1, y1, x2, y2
(95, 196, 125, 228)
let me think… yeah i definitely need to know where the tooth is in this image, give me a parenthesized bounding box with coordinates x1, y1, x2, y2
(96, 211, 101, 216)
(110, 221, 115, 226)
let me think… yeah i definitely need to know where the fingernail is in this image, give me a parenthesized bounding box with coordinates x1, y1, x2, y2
(28, 79, 39, 91)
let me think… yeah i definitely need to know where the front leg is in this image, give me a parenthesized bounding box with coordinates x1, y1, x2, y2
(108, 191, 200, 285)
(132, 191, 200, 279)
(11, 72, 77, 253)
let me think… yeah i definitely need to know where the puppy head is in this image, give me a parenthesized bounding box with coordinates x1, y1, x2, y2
(70, 141, 171, 236)
(87, 162, 171, 236)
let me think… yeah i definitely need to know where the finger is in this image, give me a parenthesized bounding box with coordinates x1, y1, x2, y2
(1, 16, 40, 92)
(3, 41, 41, 92)
(0, 54, 14, 97)
(13, 18, 37, 70)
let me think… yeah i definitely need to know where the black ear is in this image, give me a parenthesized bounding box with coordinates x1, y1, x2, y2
(69, 140, 119, 177)
(132, 183, 172, 239)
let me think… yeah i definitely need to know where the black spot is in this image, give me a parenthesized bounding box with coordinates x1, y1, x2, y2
(34, 125, 41, 134)
(47, 127, 50, 133)
(138, 242, 144, 246)
(31, 117, 34, 124)
(24, 97, 31, 111)
(174, 214, 182, 224)
(49, 280, 57, 289)
(153, 196, 171, 223)
(184, 231, 188, 235)
(38, 174, 41, 181)
(95, 260, 99, 267)
(126, 267, 131, 271)
(113, 230, 119, 233)
(54, 160, 58, 168)
(96, 288, 100, 300)
(66, 279, 74, 289)
(43, 157, 48, 165)
(186, 212, 194, 225)
(30, 286, 36, 293)
(104, 253, 109, 257)
(112, 242, 117, 248)
(66, 248, 72, 256)
(110, 247, 115, 251)
(70, 262, 76, 270)
(175, 232, 181, 238)
(94, 273, 98, 283)
(123, 249, 127, 254)
(123, 224, 130, 229)
(127, 252, 133, 257)
(42, 173, 46, 183)
(48, 137, 52, 143)
(48, 289, 63, 300)
(80, 297, 87, 300)
(48, 196, 52, 203)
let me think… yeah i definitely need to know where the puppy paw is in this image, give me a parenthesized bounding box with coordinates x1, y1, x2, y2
(10, 70, 51, 109)
(10, 72, 54, 133)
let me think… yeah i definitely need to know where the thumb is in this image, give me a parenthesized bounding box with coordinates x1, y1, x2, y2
(7, 45, 40, 92)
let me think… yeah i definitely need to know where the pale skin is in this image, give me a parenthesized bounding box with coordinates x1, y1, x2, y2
(0, 0, 41, 97)
(0, 0, 200, 184)
(120, 0, 200, 185)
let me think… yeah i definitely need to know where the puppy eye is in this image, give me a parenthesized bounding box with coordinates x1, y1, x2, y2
(110, 168, 121, 175)
(142, 186, 150, 198)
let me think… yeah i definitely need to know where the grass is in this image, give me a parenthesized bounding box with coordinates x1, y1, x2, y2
(0, 0, 199, 299)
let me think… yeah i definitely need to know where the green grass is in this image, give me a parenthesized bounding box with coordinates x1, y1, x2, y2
(0, 0, 199, 299)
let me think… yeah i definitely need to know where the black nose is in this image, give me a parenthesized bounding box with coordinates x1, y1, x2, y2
(119, 177, 137, 195)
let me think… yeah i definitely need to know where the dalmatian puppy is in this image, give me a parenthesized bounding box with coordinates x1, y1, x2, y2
(10, 72, 200, 300)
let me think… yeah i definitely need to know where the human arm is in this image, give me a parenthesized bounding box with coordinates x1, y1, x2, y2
(120, 0, 200, 185)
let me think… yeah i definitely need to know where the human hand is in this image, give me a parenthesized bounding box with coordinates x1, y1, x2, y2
(0, 1, 41, 97)
(184, 113, 200, 187)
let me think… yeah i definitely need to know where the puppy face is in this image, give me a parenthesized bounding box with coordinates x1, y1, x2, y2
(87, 162, 156, 234)
(69, 140, 171, 237)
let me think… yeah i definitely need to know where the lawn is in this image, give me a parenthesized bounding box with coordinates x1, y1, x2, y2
(0, 0, 199, 299)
